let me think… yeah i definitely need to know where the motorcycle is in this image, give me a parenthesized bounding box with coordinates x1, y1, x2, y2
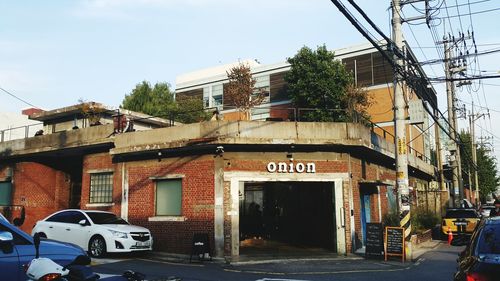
(26, 233, 145, 281)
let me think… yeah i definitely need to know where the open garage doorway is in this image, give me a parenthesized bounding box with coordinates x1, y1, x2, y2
(239, 181, 338, 256)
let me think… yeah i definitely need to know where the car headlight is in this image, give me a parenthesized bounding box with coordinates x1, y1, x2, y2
(108, 230, 128, 239)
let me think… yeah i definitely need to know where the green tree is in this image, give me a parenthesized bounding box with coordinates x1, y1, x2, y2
(477, 146, 500, 201)
(285, 45, 370, 122)
(174, 96, 211, 124)
(459, 131, 499, 201)
(223, 63, 266, 120)
(121, 81, 176, 117)
(121, 81, 211, 124)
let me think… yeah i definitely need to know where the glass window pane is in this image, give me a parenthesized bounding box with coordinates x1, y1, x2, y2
(0, 182, 12, 205)
(156, 180, 182, 216)
(89, 173, 113, 203)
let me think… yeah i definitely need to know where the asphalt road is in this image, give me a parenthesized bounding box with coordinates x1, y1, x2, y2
(92, 242, 463, 281)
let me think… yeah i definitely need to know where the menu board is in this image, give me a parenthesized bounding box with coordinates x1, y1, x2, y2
(385, 227, 405, 262)
(365, 223, 383, 258)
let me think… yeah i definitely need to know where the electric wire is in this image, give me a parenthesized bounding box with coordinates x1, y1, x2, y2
(0, 86, 41, 110)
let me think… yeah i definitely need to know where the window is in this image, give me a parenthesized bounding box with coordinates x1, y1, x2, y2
(254, 75, 271, 104)
(86, 212, 128, 225)
(67, 211, 87, 224)
(0, 224, 30, 245)
(156, 179, 182, 216)
(444, 209, 479, 218)
(0, 182, 12, 205)
(89, 173, 113, 204)
(477, 224, 500, 255)
(46, 211, 71, 223)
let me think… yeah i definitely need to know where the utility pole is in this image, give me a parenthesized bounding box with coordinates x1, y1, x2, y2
(443, 38, 464, 207)
(469, 102, 487, 205)
(392, 0, 411, 254)
(434, 108, 446, 216)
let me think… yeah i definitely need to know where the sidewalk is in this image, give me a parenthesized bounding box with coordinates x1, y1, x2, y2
(143, 240, 443, 267)
(411, 239, 442, 261)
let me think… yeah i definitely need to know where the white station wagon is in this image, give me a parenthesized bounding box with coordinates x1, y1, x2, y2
(32, 209, 152, 257)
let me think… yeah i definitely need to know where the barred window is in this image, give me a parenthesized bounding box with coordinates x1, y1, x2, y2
(89, 173, 113, 203)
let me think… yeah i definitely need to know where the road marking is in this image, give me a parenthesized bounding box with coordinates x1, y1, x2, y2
(414, 257, 425, 266)
(137, 258, 205, 267)
(255, 278, 311, 281)
(225, 266, 412, 276)
(225, 269, 285, 275)
(91, 258, 125, 266)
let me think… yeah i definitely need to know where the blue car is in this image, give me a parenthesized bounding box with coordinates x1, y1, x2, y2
(0, 213, 87, 281)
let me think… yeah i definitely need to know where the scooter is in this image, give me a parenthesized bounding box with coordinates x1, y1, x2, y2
(26, 233, 145, 281)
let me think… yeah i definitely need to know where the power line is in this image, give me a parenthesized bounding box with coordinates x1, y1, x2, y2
(476, 123, 500, 142)
(438, 7, 500, 19)
(458, 98, 499, 113)
(418, 46, 500, 65)
(454, 0, 465, 35)
(0, 86, 41, 109)
(429, 74, 500, 82)
(444, 0, 491, 9)
(411, 42, 500, 49)
(330, 0, 462, 151)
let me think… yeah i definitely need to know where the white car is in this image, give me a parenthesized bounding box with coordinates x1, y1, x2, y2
(32, 209, 152, 258)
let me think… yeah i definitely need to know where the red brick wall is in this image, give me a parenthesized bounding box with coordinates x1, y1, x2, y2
(11, 162, 70, 234)
(125, 156, 215, 254)
(379, 186, 389, 219)
(350, 160, 396, 249)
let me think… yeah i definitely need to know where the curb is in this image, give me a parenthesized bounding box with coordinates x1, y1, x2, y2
(229, 256, 364, 266)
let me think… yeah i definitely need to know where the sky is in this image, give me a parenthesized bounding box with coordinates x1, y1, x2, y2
(1, 0, 499, 160)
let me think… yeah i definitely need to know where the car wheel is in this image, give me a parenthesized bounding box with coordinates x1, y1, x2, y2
(37, 232, 47, 238)
(89, 236, 106, 258)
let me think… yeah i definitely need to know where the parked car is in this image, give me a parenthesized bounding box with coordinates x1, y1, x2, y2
(480, 204, 495, 217)
(0, 213, 86, 281)
(454, 216, 500, 281)
(442, 208, 481, 238)
(32, 209, 153, 258)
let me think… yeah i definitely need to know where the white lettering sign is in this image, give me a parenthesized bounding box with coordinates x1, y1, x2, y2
(266, 161, 316, 173)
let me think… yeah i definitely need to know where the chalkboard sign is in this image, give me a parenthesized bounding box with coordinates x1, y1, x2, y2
(189, 233, 211, 262)
(365, 223, 383, 259)
(385, 227, 405, 262)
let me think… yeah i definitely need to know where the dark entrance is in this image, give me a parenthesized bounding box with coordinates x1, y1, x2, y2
(240, 181, 336, 253)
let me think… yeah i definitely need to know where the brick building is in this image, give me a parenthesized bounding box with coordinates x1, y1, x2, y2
(0, 106, 435, 258)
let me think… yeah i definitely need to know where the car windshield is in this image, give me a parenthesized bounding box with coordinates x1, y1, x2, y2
(477, 224, 500, 255)
(85, 212, 129, 225)
(444, 209, 478, 218)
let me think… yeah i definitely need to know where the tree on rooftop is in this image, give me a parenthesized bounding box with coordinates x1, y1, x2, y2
(121, 81, 176, 117)
(174, 96, 211, 124)
(223, 63, 267, 120)
(285, 45, 370, 122)
(121, 81, 211, 124)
